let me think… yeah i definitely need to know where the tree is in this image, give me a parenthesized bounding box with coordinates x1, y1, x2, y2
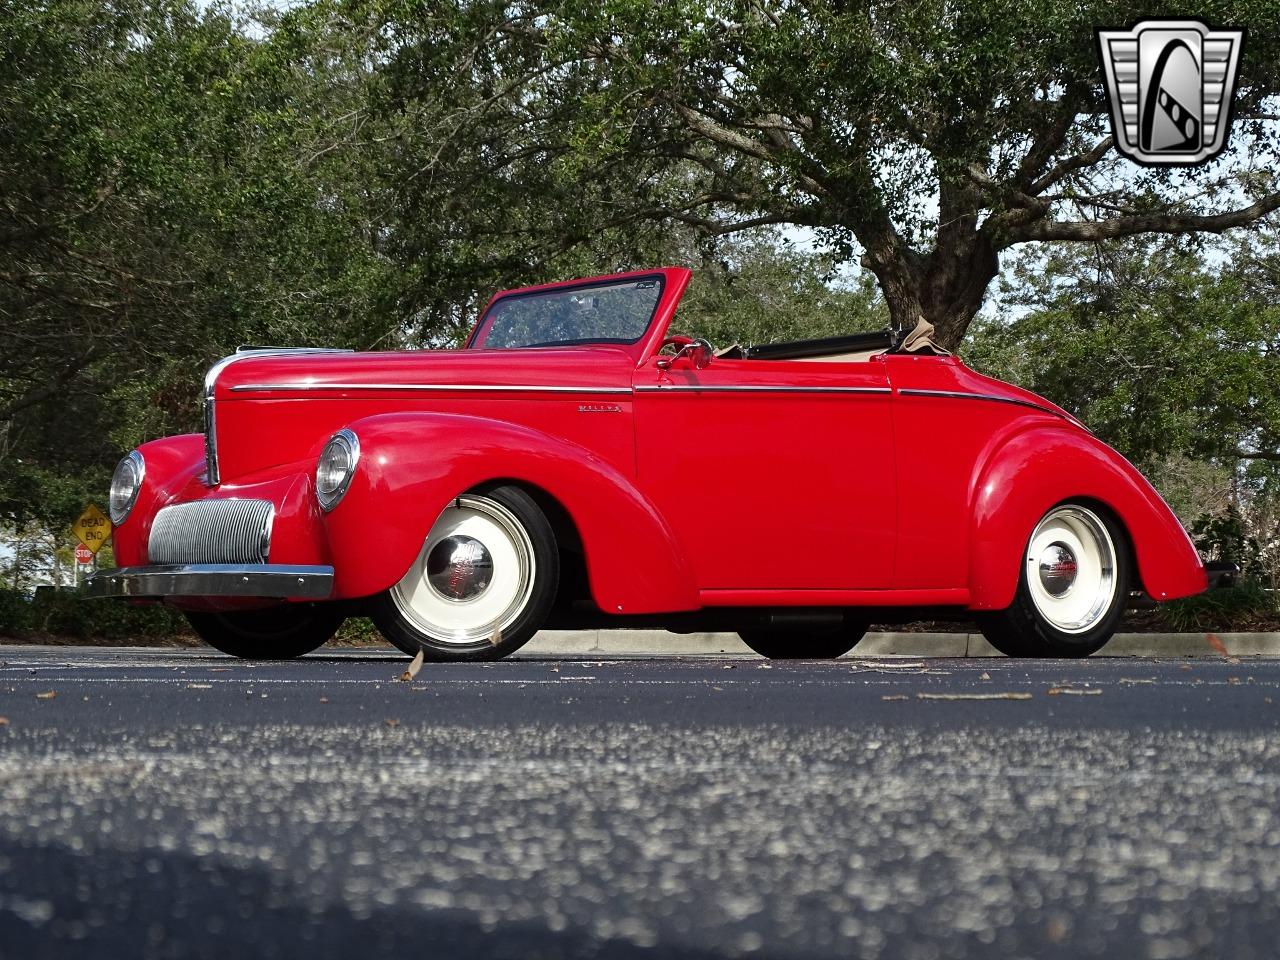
(371, 0, 1280, 348)
(965, 233, 1280, 468)
(965, 231, 1280, 586)
(0, 0, 396, 527)
(674, 233, 887, 347)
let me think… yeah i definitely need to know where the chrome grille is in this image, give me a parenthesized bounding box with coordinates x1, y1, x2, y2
(147, 499, 273, 565)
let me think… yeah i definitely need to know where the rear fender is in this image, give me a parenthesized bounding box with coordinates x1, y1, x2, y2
(326, 412, 698, 612)
(969, 426, 1206, 609)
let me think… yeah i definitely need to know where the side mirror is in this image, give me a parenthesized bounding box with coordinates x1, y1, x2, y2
(690, 339, 713, 370)
(657, 338, 715, 371)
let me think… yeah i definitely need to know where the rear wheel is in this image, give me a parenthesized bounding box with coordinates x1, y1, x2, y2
(185, 604, 344, 659)
(977, 503, 1129, 658)
(371, 486, 559, 662)
(738, 622, 868, 660)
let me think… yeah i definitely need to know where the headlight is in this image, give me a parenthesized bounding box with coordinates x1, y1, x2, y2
(315, 429, 360, 512)
(108, 450, 145, 524)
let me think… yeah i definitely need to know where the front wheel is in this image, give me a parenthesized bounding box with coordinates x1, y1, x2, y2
(185, 604, 344, 659)
(977, 503, 1129, 658)
(738, 622, 868, 660)
(371, 486, 559, 662)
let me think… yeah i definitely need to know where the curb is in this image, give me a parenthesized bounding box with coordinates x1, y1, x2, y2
(523, 630, 1280, 658)
(2, 632, 1276, 658)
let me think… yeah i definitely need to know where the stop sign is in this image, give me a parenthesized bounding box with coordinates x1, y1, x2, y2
(74, 544, 93, 565)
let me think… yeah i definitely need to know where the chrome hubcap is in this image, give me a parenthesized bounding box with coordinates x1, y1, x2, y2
(1025, 506, 1117, 635)
(427, 536, 493, 601)
(390, 495, 535, 645)
(1037, 543, 1078, 597)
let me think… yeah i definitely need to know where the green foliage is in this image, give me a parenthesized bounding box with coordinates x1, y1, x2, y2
(369, 0, 1280, 342)
(1158, 581, 1277, 633)
(677, 236, 888, 347)
(1189, 506, 1263, 578)
(1, 0, 396, 527)
(0, 588, 34, 635)
(965, 236, 1280, 468)
(0, 587, 188, 640)
(332, 616, 385, 645)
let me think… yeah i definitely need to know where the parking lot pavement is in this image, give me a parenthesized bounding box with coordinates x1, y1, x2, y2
(1, 648, 1279, 959)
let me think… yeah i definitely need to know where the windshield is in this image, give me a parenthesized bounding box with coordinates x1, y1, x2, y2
(474, 277, 663, 348)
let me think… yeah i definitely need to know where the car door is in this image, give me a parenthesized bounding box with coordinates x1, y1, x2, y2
(632, 354, 897, 590)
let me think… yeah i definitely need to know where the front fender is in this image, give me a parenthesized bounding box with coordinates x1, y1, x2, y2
(325, 412, 698, 613)
(113, 434, 206, 566)
(969, 425, 1206, 609)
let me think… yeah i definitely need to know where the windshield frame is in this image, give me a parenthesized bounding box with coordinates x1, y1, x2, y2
(467, 273, 668, 351)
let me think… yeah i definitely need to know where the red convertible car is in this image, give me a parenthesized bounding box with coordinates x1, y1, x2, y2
(86, 267, 1208, 659)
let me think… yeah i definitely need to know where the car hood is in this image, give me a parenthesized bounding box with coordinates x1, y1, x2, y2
(204, 345, 638, 484)
(211, 344, 637, 399)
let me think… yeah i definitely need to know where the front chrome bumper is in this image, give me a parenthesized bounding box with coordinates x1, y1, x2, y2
(83, 564, 334, 600)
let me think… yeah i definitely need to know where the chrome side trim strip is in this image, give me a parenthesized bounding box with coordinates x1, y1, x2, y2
(635, 385, 892, 394)
(229, 383, 633, 395)
(203, 348, 354, 486)
(896, 388, 1062, 417)
(83, 564, 335, 600)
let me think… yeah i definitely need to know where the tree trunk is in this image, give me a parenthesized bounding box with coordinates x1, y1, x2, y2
(865, 233, 1000, 353)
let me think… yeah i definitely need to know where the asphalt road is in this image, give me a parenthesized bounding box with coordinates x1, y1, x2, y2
(1, 648, 1278, 960)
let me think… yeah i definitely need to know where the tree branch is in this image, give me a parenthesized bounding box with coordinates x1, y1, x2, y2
(1013, 191, 1280, 242)
(1027, 137, 1114, 196)
(668, 101, 830, 197)
(1236, 448, 1280, 462)
(1015, 88, 1085, 190)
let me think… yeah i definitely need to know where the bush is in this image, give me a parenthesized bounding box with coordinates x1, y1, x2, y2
(0, 588, 35, 636)
(0, 587, 189, 641)
(1157, 580, 1277, 632)
(332, 617, 385, 646)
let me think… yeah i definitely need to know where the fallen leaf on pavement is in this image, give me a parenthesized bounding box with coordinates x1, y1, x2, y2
(979, 672, 991, 680)
(489, 627, 502, 647)
(917, 692, 1032, 701)
(384, 718, 400, 728)
(0, 717, 9, 725)
(400, 649, 424, 682)
(1047, 687, 1102, 696)
(1207, 634, 1229, 656)
(35, 691, 55, 700)
(319, 697, 329, 703)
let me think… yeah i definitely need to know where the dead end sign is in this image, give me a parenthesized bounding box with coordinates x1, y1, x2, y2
(73, 504, 113, 554)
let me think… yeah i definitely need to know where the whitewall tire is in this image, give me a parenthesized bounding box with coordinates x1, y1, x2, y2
(977, 503, 1130, 658)
(371, 486, 558, 661)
